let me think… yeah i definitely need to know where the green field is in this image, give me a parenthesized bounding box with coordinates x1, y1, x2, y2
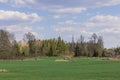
(0, 57, 120, 80)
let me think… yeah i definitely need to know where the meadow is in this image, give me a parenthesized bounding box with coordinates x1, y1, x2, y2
(0, 57, 120, 80)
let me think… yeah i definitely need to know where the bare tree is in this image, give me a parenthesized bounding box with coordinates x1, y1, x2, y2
(91, 33, 98, 44)
(0, 29, 13, 59)
(24, 32, 36, 56)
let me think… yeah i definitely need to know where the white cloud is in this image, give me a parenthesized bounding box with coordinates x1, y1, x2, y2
(54, 26, 75, 32)
(89, 15, 119, 23)
(85, 15, 120, 28)
(0, 0, 8, 3)
(13, 0, 26, 5)
(5, 25, 32, 32)
(10, 0, 35, 6)
(53, 26, 92, 35)
(58, 20, 80, 25)
(82, 14, 120, 48)
(6, 0, 120, 14)
(84, 15, 120, 39)
(5, 25, 44, 33)
(0, 10, 42, 26)
(50, 7, 86, 14)
(11, 1, 86, 14)
(101, 28, 120, 34)
(97, 0, 120, 7)
(0, 9, 43, 41)
(1, 0, 120, 14)
(53, 15, 61, 19)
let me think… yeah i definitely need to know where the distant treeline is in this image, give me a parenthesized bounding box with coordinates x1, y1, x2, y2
(0, 29, 120, 59)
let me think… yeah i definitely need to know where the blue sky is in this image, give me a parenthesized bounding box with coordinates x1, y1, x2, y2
(0, 0, 120, 48)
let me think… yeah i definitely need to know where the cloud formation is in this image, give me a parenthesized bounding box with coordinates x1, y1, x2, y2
(85, 15, 120, 33)
(0, 10, 42, 26)
(49, 7, 86, 14)
(53, 26, 92, 35)
(0, 0, 8, 3)
(56, 15, 120, 34)
(5, 25, 32, 32)
(6, 0, 120, 14)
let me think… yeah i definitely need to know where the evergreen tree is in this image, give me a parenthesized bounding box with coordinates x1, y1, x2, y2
(74, 42, 80, 57)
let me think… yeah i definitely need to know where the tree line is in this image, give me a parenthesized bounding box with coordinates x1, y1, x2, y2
(0, 29, 120, 59)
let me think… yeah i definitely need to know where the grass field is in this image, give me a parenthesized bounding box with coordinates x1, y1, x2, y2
(0, 57, 120, 80)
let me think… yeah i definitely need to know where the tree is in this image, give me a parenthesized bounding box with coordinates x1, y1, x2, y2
(49, 39, 57, 56)
(70, 36, 75, 52)
(97, 36, 104, 57)
(0, 29, 13, 59)
(91, 33, 98, 44)
(0, 29, 106, 59)
(11, 40, 20, 58)
(89, 33, 98, 57)
(114, 47, 120, 56)
(56, 36, 65, 55)
(78, 35, 85, 56)
(102, 48, 108, 57)
(74, 42, 80, 57)
(24, 32, 36, 56)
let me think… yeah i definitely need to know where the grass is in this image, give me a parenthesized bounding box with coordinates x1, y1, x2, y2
(0, 57, 120, 80)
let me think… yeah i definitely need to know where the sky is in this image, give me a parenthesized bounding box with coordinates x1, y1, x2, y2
(0, 0, 120, 48)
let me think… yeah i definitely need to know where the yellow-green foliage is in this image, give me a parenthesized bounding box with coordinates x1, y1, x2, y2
(18, 41, 29, 56)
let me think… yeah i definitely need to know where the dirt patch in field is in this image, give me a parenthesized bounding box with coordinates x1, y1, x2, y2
(0, 69, 8, 72)
(107, 58, 120, 61)
(55, 59, 70, 62)
(101, 57, 120, 61)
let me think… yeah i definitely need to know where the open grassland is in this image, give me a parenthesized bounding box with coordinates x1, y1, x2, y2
(0, 57, 120, 80)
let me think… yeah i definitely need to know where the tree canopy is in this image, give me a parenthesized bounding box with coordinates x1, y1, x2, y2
(0, 29, 119, 59)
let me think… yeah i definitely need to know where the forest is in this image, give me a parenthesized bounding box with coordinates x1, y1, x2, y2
(0, 29, 120, 59)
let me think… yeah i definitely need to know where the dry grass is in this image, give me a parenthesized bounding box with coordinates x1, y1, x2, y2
(101, 57, 120, 61)
(55, 59, 70, 62)
(0, 69, 8, 72)
(107, 58, 120, 61)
